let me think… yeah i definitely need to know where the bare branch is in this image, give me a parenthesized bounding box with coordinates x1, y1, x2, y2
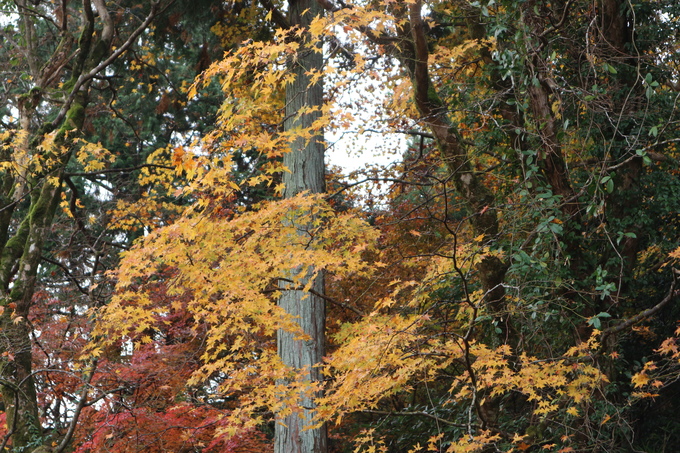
(54, 361, 98, 453)
(92, 0, 114, 43)
(51, 1, 165, 129)
(361, 409, 475, 429)
(602, 269, 679, 339)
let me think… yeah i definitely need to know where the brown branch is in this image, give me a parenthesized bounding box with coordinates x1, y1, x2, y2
(51, 0, 164, 129)
(539, 0, 574, 38)
(361, 409, 475, 429)
(361, 128, 435, 139)
(41, 256, 90, 296)
(54, 361, 98, 453)
(92, 0, 113, 44)
(602, 269, 679, 339)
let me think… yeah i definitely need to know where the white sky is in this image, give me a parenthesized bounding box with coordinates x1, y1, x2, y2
(326, 129, 406, 174)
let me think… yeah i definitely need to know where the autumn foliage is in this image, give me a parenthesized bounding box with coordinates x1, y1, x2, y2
(3, 0, 680, 452)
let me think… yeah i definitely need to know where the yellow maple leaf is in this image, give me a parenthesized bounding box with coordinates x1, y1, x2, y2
(669, 247, 680, 259)
(631, 371, 649, 388)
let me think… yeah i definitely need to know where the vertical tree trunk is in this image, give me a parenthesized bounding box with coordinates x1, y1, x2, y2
(275, 0, 328, 452)
(0, 1, 144, 449)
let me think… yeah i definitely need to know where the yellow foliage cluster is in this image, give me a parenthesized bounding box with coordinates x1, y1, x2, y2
(628, 322, 680, 399)
(94, 193, 379, 426)
(75, 139, 116, 172)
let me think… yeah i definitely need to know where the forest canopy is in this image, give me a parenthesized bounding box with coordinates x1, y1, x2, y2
(1, 0, 680, 452)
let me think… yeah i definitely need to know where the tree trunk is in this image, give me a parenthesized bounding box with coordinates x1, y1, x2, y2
(275, 0, 328, 452)
(400, 1, 507, 308)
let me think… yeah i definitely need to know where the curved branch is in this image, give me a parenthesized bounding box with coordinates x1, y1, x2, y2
(601, 270, 679, 339)
(54, 361, 98, 453)
(92, 0, 113, 44)
(51, 1, 164, 129)
(540, 0, 573, 38)
(41, 256, 90, 296)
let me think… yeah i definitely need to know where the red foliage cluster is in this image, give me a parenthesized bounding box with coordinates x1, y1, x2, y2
(73, 403, 269, 453)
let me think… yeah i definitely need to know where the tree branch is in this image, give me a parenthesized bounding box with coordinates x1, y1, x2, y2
(602, 269, 679, 339)
(539, 0, 573, 38)
(91, 0, 113, 44)
(51, 1, 165, 129)
(41, 256, 90, 296)
(361, 409, 475, 428)
(54, 361, 98, 453)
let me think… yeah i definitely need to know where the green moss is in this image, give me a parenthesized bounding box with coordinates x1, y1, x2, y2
(59, 101, 85, 135)
(18, 87, 42, 111)
(60, 76, 77, 94)
(0, 216, 29, 288)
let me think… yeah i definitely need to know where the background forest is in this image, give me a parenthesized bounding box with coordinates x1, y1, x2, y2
(1, 0, 680, 452)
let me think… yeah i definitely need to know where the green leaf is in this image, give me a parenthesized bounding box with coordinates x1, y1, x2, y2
(606, 178, 614, 193)
(588, 317, 601, 329)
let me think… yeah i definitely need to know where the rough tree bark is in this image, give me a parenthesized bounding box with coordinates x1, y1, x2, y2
(275, 0, 328, 452)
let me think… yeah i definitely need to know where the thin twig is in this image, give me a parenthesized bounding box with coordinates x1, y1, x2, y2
(361, 409, 475, 428)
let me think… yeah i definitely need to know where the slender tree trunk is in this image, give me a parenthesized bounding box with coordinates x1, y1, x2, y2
(0, 1, 130, 449)
(275, 0, 327, 452)
(401, 1, 507, 307)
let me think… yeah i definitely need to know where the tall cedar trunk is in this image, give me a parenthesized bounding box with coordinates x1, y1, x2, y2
(275, 0, 328, 452)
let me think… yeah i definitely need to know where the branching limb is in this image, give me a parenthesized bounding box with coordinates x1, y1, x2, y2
(51, 1, 165, 129)
(54, 361, 98, 453)
(361, 409, 475, 428)
(601, 269, 679, 340)
(41, 256, 90, 296)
